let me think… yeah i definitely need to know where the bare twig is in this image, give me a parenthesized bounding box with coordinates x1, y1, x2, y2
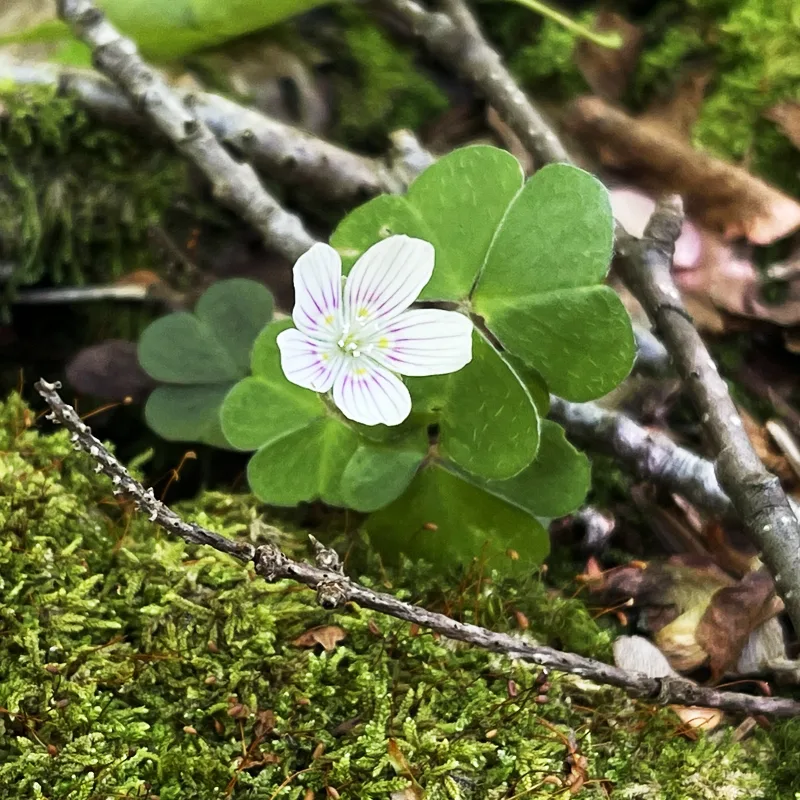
(0, 60, 397, 208)
(377, 0, 570, 165)
(633, 325, 671, 376)
(549, 397, 732, 517)
(12, 285, 150, 304)
(33, 378, 800, 718)
(55, 0, 316, 263)
(615, 197, 800, 630)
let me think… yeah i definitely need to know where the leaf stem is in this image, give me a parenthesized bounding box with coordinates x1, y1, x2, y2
(503, 0, 622, 49)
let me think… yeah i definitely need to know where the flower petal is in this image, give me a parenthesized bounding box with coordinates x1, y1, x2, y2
(292, 243, 343, 341)
(344, 235, 434, 327)
(333, 357, 412, 426)
(368, 309, 473, 377)
(277, 328, 344, 392)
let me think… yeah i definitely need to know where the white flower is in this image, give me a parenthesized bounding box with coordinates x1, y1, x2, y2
(276, 235, 473, 426)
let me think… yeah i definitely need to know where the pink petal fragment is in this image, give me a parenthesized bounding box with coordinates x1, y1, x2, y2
(332, 358, 412, 426)
(276, 328, 344, 392)
(369, 309, 473, 377)
(292, 243, 343, 341)
(344, 235, 434, 327)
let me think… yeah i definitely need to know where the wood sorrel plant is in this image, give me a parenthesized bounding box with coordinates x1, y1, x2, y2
(142, 145, 634, 570)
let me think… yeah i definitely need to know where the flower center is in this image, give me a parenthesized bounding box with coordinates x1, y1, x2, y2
(336, 321, 370, 359)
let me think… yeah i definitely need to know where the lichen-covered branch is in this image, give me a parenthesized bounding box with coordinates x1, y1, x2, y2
(56, 0, 316, 262)
(615, 197, 800, 632)
(0, 60, 398, 208)
(34, 378, 800, 718)
(377, 0, 570, 165)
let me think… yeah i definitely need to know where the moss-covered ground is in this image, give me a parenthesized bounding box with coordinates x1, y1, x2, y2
(1, 392, 798, 799)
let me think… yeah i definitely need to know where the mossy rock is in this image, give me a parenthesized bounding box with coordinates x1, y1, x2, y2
(0, 392, 794, 797)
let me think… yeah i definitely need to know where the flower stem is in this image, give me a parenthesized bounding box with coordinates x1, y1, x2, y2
(503, 0, 623, 49)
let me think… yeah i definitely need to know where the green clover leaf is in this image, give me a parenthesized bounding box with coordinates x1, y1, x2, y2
(138, 278, 273, 446)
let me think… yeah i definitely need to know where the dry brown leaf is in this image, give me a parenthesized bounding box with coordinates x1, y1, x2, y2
(565, 96, 800, 244)
(655, 601, 710, 672)
(574, 11, 643, 102)
(670, 705, 724, 733)
(641, 70, 712, 140)
(114, 269, 163, 289)
(291, 625, 346, 652)
(695, 570, 783, 680)
(739, 409, 795, 482)
(703, 522, 759, 578)
(765, 102, 800, 151)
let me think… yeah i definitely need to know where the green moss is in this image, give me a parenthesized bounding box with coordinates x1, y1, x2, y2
(633, 0, 800, 194)
(332, 7, 448, 150)
(0, 82, 186, 289)
(0, 392, 787, 798)
(508, 15, 592, 100)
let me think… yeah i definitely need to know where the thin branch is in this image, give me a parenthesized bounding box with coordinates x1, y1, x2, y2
(632, 325, 671, 376)
(376, 0, 570, 165)
(55, 0, 317, 263)
(12, 285, 150, 304)
(0, 60, 398, 208)
(615, 197, 800, 633)
(33, 378, 800, 718)
(549, 397, 732, 518)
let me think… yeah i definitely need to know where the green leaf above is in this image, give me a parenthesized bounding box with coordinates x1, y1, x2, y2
(330, 146, 524, 301)
(340, 437, 429, 513)
(471, 163, 634, 400)
(364, 461, 550, 570)
(144, 385, 231, 449)
(195, 278, 274, 374)
(483, 286, 635, 401)
(220, 321, 324, 452)
(246, 418, 362, 508)
(486, 420, 590, 518)
(138, 278, 274, 446)
(139, 312, 240, 385)
(410, 329, 540, 480)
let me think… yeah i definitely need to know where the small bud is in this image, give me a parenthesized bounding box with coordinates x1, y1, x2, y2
(183, 726, 197, 735)
(485, 729, 498, 739)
